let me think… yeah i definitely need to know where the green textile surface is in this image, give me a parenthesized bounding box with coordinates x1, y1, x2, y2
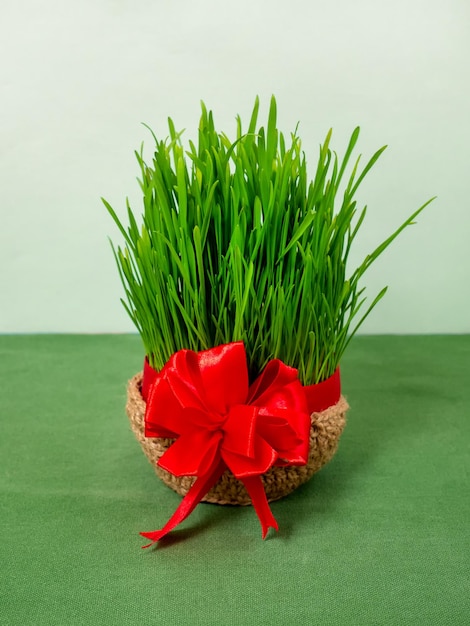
(1, 335, 469, 625)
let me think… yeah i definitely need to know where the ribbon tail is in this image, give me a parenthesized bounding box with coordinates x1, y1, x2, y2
(241, 476, 279, 539)
(140, 460, 226, 548)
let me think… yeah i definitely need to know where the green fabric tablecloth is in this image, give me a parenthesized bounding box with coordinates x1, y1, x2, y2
(1, 335, 469, 625)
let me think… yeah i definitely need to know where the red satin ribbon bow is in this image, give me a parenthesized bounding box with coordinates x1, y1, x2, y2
(140, 341, 339, 547)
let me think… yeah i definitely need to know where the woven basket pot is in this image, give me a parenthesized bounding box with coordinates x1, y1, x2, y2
(126, 372, 348, 505)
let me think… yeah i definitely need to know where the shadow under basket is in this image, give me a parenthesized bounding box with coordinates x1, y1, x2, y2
(126, 372, 349, 506)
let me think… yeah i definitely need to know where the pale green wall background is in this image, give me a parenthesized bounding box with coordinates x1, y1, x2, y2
(1, 0, 468, 334)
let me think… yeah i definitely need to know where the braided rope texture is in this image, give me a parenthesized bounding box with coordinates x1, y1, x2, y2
(126, 372, 348, 506)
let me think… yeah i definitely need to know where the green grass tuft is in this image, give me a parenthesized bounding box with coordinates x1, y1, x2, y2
(104, 96, 434, 384)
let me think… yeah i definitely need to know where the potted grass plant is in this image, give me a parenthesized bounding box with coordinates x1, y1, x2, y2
(104, 96, 433, 545)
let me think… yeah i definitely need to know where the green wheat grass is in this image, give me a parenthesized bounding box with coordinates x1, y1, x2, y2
(104, 96, 434, 384)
